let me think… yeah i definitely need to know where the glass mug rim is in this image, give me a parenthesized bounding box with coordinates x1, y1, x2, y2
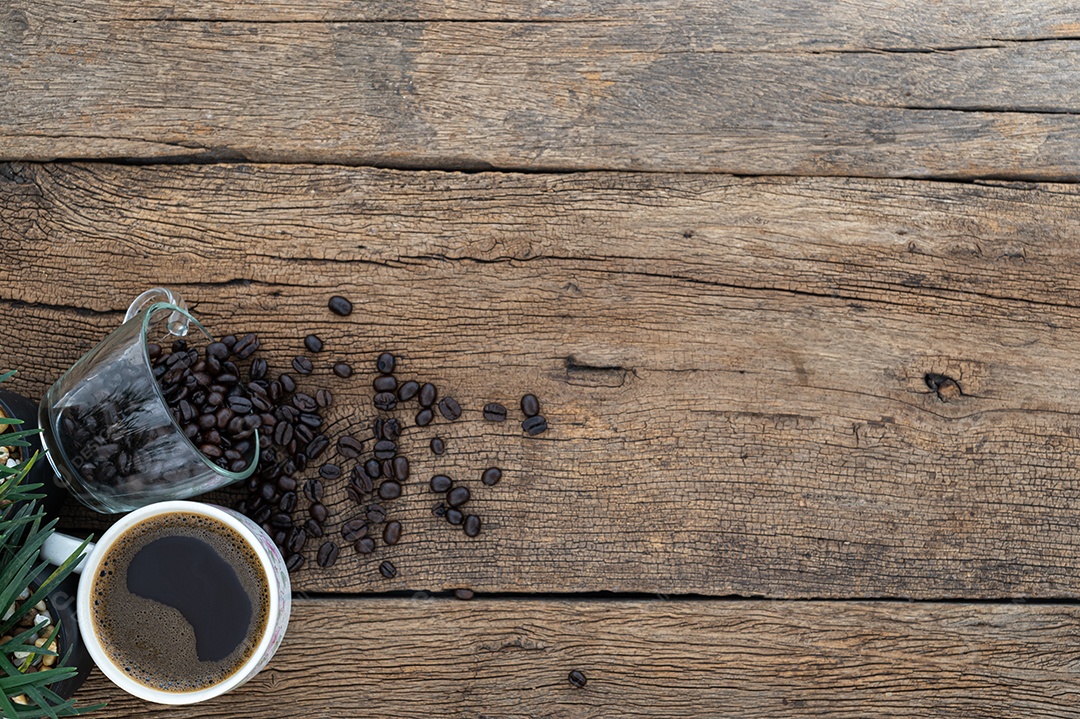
(76, 501, 285, 704)
(138, 302, 260, 483)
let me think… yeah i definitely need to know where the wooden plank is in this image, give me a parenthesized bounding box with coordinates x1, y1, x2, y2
(5, 2, 1080, 177)
(5, 162, 1080, 597)
(73, 598, 1080, 718)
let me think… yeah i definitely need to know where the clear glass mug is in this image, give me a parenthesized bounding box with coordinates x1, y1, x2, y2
(38, 289, 259, 513)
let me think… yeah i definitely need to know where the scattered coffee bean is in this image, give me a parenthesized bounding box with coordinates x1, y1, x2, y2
(454, 588, 474, 601)
(383, 520, 402, 545)
(418, 383, 437, 408)
(279, 373, 296, 393)
(482, 467, 502, 486)
(319, 463, 342, 480)
(293, 392, 317, 412)
(338, 436, 364, 458)
(304, 334, 324, 353)
(286, 553, 305, 571)
(279, 491, 298, 512)
(365, 458, 382, 479)
(288, 528, 307, 554)
(333, 362, 353, 378)
(328, 295, 353, 316)
(373, 375, 397, 393)
(432, 502, 448, 517)
(379, 560, 397, 579)
(438, 397, 462, 421)
(415, 408, 434, 426)
(352, 467, 374, 494)
(381, 418, 402, 441)
(392, 456, 409, 481)
(250, 358, 268, 381)
(568, 670, 587, 689)
(292, 356, 314, 375)
(306, 434, 330, 460)
(446, 508, 464, 525)
(483, 403, 507, 422)
(373, 439, 397, 459)
(521, 394, 540, 417)
(346, 485, 364, 504)
(447, 486, 470, 507)
(522, 415, 548, 436)
(316, 389, 333, 408)
(233, 333, 260, 359)
(305, 518, 324, 538)
(367, 504, 387, 523)
(430, 475, 453, 493)
(430, 437, 445, 455)
(397, 380, 419, 401)
(304, 478, 324, 502)
(376, 353, 396, 374)
(379, 480, 402, 500)
(342, 519, 368, 542)
(373, 392, 397, 411)
(463, 514, 482, 537)
(355, 537, 375, 554)
(316, 541, 340, 568)
(310, 503, 328, 523)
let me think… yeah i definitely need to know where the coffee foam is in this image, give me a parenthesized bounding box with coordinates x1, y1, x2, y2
(90, 512, 270, 692)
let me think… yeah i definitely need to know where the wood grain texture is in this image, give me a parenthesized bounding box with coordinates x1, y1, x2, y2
(6, 163, 1080, 597)
(74, 598, 1080, 718)
(5, 1, 1080, 177)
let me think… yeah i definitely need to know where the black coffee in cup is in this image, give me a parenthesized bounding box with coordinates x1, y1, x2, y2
(90, 512, 270, 692)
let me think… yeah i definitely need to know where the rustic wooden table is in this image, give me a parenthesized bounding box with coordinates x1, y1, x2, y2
(5, 0, 1080, 716)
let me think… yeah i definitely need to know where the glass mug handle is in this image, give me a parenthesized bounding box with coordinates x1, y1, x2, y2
(124, 288, 190, 338)
(40, 532, 92, 574)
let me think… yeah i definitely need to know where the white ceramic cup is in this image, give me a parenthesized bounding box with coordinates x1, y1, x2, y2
(39, 501, 291, 705)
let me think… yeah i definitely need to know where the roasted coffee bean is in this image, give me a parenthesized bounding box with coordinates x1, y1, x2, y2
(373, 439, 397, 459)
(250, 358, 268, 381)
(310, 502, 329, 523)
(463, 514, 482, 537)
(355, 537, 375, 554)
(147, 342, 163, 360)
(381, 418, 402, 441)
(365, 458, 382, 479)
(286, 528, 307, 555)
(392, 456, 409, 481)
(338, 436, 364, 458)
(292, 356, 314, 375)
(305, 518, 324, 538)
(295, 422, 316, 446)
(346, 485, 364, 504)
(227, 396, 253, 414)
(206, 341, 229, 361)
(520, 394, 540, 417)
(279, 491, 298, 512)
(352, 467, 374, 494)
(234, 333, 260, 359)
(415, 408, 434, 426)
(178, 400, 196, 423)
(332, 362, 353, 379)
(216, 372, 239, 385)
(372, 417, 385, 439)
(379, 560, 397, 579)
(376, 352, 396, 374)
(379, 480, 402, 500)
(277, 475, 297, 492)
(438, 397, 462, 421)
(381, 459, 394, 478)
(328, 295, 353, 316)
(316, 389, 333, 408)
(198, 413, 217, 431)
(215, 407, 235, 429)
(279, 373, 297, 393)
(568, 671, 587, 689)
(430, 475, 453, 493)
(317, 541, 340, 568)
(397, 380, 419, 401)
(298, 413, 323, 428)
(446, 508, 464, 525)
(342, 519, 368, 542)
(293, 393, 318, 412)
(254, 505, 272, 525)
(286, 553, 305, 572)
(274, 421, 293, 446)
(306, 434, 330, 460)
(304, 478, 324, 502)
(482, 467, 502, 486)
(454, 588, 474, 601)
(373, 375, 397, 393)
(270, 512, 293, 529)
(304, 334, 324, 353)
(367, 504, 386, 524)
(373, 392, 397, 411)
(430, 436, 446, 455)
(200, 443, 223, 459)
(319, 463, 342, 480)
(483, 403, 507, 422)
(522, 415, 548, 436)
(418, 383, 437, 408)
(432, 502, 448, 517)
(383, 520, 402, 545)
(447, 486, 470, 507)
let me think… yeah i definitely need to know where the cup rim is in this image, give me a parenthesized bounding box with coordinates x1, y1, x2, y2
(76, 501, 281, 704)
(138, 302, 260, 483)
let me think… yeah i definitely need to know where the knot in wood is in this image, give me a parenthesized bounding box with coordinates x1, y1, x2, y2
(924, 372, 962, 402)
